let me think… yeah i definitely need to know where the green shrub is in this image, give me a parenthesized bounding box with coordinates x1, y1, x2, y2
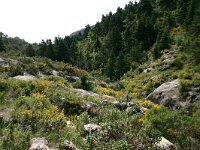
(73, 76, 94, 91)
(8, 63, 24, 77)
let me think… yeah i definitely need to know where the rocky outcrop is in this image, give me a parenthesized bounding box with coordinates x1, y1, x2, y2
(61, 140, 79, 150)
(83, 124, 102, 135)
(13, 75, 36, 81)
(147, 79, 200, 111)
(73, 88, 115, 101)
(156, 137, 177, 150)
(29, 138, 49, 150)
(147, 79, 180, 108)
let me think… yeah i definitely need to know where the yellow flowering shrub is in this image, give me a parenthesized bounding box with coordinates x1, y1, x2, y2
(96, 87, 124, 97)
(15, 93, 66, 132)
(33, 79, 53, 93)
(139, 100, 155, 109)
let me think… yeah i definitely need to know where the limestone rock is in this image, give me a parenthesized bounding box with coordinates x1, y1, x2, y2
(147, 79, 180, 108)
(61, 140, 79, 150)
(0, 57, 5, 63)
(13, 75, 36, 81)
(29, 138, 49, 150)
(67, 76, 80, 82)
(143, 67, 153, 73)
(156, 137, 177, 150)
(52, 70, 59, 76)
(83, 124, 102, 135)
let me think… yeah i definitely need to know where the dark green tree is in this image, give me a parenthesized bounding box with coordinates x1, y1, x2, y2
(0, 35, 6, 52)
(24, 44, 35, 56)
(46, 39, 54, 60)
(105, 53, 116, 80)
(107, 27, 122, 56)
(37, 40, 47, 56)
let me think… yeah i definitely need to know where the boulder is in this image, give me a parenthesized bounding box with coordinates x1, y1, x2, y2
(147, 79, 180, 108)
(67, 76, 80, 82)
(162, 59, 172, 65)
(61, 140, 79, 150)
(29, 138, 49, 150)
(0, 58, 4, 63)
(52, 70, 59, 76)
(143, 67, 153, 73)
(126, 105, 144, 115)
(111, 101, 135, 110)
(83, 124, 102, 135)
(81, 102, 99, 111)
(66, 120, 75, 129)
(74, 89, 99, 98)
(13, 75, 36, 81)
(156, 137, 177, 150)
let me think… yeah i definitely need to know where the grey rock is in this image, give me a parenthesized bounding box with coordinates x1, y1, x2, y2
(66, 121, 75, 129)
(74, 89, 99, 98)
(0, 57, 4, 63)
(81, 102, 99, 111)
(62, 140, 79, 150)
(143, 67, 153, 73)
(83, 124, 102, 134)
(29, 138, 49, 150)
(13, 75, 36, 81)
(67, 76, 80, 82)
(162, 59, 172, 65)
(156, 137, 177, 150)
(147, 79, 180, 108)
(112, 101, 135, 110)
(52, 70, 59, 76)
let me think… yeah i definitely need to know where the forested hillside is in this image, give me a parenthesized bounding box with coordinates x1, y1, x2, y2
(10, 0, 198, 81)
(0, 0, 200, 149)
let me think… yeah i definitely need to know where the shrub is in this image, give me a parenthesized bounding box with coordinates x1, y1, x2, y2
(73, 76, 94, 91)
(14, 93, 66, 132)
(179, 79, 193, 97)
(8, 63, 24, 77)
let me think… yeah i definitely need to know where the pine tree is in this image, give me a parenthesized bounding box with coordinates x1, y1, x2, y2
(46, 39, 54, 60)
(0, 35, 6, 52)
(24, 44, 35, 56)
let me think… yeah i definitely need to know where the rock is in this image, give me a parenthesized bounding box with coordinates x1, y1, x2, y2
(13, 75, 36, 81)
(67, 76, 80, 82)
(83, 124, 102, 135)
(112, 101, 135, 110)
(81, 102, 101, 115)
(101, 100, 108, 105)
(126, 104, 144, 115)
(37, 71, 45, 78)
(61, 140, 79, 150)
(162, 59, 172, 65)
(156, 137, 177, 150)
(143, 67, 153, 73)
(81, 102, 99, 111)
(72, 88, 115, 102)
(52, 70, 59, 76)
(29, 138, 49, 150)
(147, 79, 180, 108)
(187, 87, 200, 102)
(75, 89, 99, 97)
(0, 57, 5, 63)
(66, 121, 75, 129)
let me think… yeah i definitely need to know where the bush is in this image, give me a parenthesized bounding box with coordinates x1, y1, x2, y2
(8, 63, 24, 77)
(73, 76, 93, 91)
(14, 93, 66, 132)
